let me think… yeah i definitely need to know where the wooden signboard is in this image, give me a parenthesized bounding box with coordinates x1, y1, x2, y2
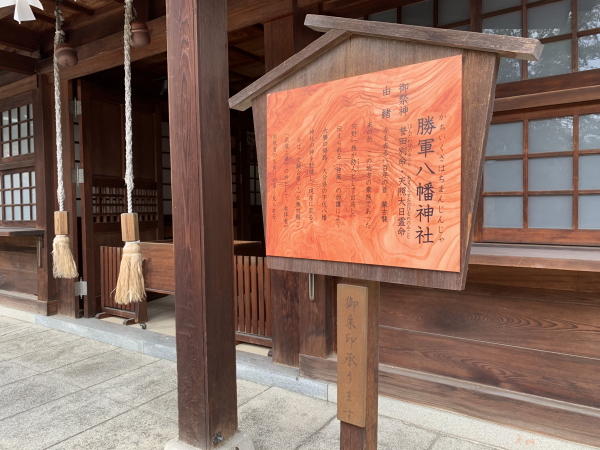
(230, 15, 542, 450)
(266, 55, 462, 273)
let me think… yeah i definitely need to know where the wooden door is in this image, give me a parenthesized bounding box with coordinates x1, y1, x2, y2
(78, 81, 163, 317)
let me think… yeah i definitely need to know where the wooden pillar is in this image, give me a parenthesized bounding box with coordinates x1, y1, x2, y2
(33, 74, 57, 310)
(265, 0, 333, 367)
(166, 0, 238, 448)
(337, 280, 380, 450)
(57, 80, 78, 317)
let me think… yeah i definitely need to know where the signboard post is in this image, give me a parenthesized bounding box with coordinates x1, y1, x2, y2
(230, 15, 541, 450)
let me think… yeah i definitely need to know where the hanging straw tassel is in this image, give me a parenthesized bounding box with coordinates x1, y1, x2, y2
(114, 213, 145, 305)
(52, 211, 78, 279)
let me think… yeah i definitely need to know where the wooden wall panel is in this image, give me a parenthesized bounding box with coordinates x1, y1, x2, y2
(0, 249, 37, 295)
(89, 97, 123, 178)
(380, 284, 600, 359)
(379, 327, 600, 409)
(132, 109, 157, 181)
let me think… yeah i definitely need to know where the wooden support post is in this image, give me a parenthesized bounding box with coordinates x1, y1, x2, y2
(265, 0, 325, 367)
(166, 0, 239, 449)
(337, 280, 380, 450)
(33, 74, 57, 310)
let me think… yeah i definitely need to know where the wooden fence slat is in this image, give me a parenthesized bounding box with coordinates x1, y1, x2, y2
(244, 255, 251, 333)
(265, 262, 271, 337)
(237, 255, 245, 332)
(250, 256, 257, 334)
(257, 257, 264, 336)
(233, 255, 238, 331)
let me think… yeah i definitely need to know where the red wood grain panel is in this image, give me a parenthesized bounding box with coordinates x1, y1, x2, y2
(266, 55, 462, 272)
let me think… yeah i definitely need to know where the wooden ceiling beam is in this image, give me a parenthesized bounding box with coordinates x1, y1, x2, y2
(0, 21, 40, 52)
(229, 46, 264, 63)
(227, 0, 292, 32)
(37, 15, 167, 81)
(0, 49, 37, 75)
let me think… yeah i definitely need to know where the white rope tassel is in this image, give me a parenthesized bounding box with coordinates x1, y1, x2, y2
(115, 0, 145, 305)
(51, 1, 78, 280)
(124, 0, 134, 213)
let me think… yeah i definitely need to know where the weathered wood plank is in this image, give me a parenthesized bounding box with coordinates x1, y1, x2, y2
(304, 14, 542, 60)
(0, 76, 37, 103)
(0, 50, 37, 75)
(380, 327, 600, 408)
(299, 354, 600, 448)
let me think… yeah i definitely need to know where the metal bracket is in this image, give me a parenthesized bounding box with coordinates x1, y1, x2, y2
(308, 273, 315, 301)
(213, 431, 224, 445)
(69, 99, 82, 117)
(74, 278, 87, 298)
(36, 235, 43, 268)
(72, 164, 84, 185)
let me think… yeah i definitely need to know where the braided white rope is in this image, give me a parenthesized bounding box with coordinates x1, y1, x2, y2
(53, 3, 65, 212)
(124, 0, 134, 213)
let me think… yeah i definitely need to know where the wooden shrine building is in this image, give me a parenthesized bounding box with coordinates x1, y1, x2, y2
(0, 0, 599, 448)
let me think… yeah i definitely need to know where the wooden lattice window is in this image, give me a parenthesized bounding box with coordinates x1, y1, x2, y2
(478, 104, 600, 245)
(0, 169, 36, 224)
(1, 104, 34, 158)
(92, 184, 158, 223)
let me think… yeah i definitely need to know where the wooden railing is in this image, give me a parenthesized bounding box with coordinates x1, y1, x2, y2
(234, 255, 271, 347)
(99, 244, 272, 346)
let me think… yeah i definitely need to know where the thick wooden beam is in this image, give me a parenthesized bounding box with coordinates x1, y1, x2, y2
(0, 21, 39, 52)
(167, 0, 238, 448)
(0, 49, 37, 75)
(228, 0, 292, 32)
(37, 15, 167, 81)
(0, 75, 37, 98)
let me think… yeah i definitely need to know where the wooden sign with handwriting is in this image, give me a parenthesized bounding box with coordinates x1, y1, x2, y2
(266, 55, 462, 273)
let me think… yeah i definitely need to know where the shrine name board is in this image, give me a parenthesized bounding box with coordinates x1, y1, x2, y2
(266, 55, 462, 273)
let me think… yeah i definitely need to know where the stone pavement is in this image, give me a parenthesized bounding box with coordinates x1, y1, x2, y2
(0, 313, 597, 450)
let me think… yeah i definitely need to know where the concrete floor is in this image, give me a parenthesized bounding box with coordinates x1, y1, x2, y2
(0, 313, 597, 450)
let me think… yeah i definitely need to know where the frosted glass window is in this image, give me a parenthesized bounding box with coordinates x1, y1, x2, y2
(484, 160, 523, 192)
(5, 207, 11, 220)
(528, 117, 573, 153)
(368, 9, 397, 23)
(13, 206, 21, 220)
(578, 34, 600, 71)
(23, 205, 30, 220)
(483, 13, 523, 82)
(11, 141, 18, 156)
(1, 111, 8, 126)
(19, 105, 28, 120)
(22, 172, 29, 187)
(438, 0, 470, 25)
(482, 0, 521, 13)
(528, 39, 572, 78)
(528, 0, 571, 39)
(402, 0, 434, 27)
(483, 11, 522, 36)
(579, 154, 600, 189)
(10, 109, 18, 123)
(11, 125, 17, 139)
(579, 0, 600, 30)
(22, 189, 30, 203)
(2, 128, 8, 141)
(579, 195, 600, 229)
(529, 157, 573, 190)
(20, 140, 27, 154)
(579, 114, 600, 150)
(20, 123, 27, 138)
(529, 195, 572, 228)
(3, 174, 10, 188)
(483, 196, 523, 228)
(12, 173, 20, 188)
(2, 144, 7, 157)
(487, 122, 523, 156)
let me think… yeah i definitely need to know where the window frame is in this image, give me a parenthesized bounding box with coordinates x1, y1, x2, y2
(475, 101, 600, 246)
(0, 92, 36, 228)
